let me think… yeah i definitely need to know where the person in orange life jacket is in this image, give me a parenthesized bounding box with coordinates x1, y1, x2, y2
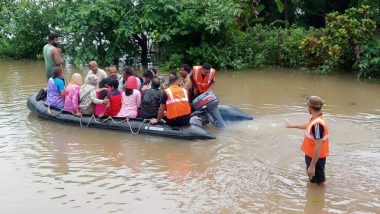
(99, 78, 122, 117)
(190, 63, 215, 97)
(285, 96, 329, 184)
(149, 75, 192, 127)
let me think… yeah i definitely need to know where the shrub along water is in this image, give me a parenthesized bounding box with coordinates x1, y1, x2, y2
(170, 6, 378, 77)
(301, 5, 377, 74)
(0, 0, 379, 79)
(178, 25, 318, 70)
(356, 39, 380, 79)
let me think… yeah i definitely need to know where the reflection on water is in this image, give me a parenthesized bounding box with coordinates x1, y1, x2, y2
(304, 184, 326, 214)
(0, 60, 379, 213)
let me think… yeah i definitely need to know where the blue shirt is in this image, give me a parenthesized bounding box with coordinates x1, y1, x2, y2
(54, 78, 65, 92)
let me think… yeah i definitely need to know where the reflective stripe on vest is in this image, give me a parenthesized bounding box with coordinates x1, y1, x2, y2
(165, 87, 189, 104)
(302, 115, 330, 158)
(304, 118, 329, 141)
(165, 86, 191, 119)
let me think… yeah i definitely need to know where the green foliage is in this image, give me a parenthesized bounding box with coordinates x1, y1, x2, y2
(58, 0, 137, 66)
(350, 0, 380, 25)
(274, 0, 285, 13)
(0, 0, 55, 59)
(161, 53, 184, 71)
(177, 25, 314, 70)
(0, 0, 379, 80)
(301, 5, 376, 73)
(356, 39, 380, 78)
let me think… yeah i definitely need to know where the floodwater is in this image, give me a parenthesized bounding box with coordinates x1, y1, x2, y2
(0, 60, 379, 213)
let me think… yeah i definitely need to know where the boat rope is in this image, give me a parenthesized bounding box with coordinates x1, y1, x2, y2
(47, 106, 64, 117)
(108, 116, 129, 124)
(79, 114, 95, 127)
(126, 119, 148, 134)
(78, 114, 148, 134)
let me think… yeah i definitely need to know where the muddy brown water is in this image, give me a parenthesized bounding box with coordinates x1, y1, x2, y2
(0, 60, 379, 213)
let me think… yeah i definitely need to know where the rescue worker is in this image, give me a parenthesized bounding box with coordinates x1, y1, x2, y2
(190, 63, 215, 97)
(285, 96, 330, 184)
(149, 75, 191, 127)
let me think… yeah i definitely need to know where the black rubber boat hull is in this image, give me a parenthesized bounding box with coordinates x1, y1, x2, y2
(27, 94, 215, 140)
(218, 105, 253, 121)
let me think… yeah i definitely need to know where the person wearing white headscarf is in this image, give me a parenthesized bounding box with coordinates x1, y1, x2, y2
(79, 74, 107, 115)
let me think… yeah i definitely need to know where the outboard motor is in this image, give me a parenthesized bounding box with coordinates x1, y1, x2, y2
(191, 91, 225, 128)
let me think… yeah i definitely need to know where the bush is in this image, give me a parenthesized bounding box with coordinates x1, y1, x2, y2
(301, 5, 376, 73)
(356, 39, 380, 79)
(183, 25, 314, 70)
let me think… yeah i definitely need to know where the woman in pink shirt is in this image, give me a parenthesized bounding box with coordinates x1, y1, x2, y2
(117, 76, 141, 118)
(64, 73, 83, 116)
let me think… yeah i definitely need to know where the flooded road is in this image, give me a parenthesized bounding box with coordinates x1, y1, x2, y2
(0, 60, 379, 213)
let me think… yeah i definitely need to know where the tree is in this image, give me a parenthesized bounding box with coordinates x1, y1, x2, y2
(0, 0, 56, 59)
(301, 5, 376, 73)
(149, 0, 241, 67)
(59, 0, 135, 66)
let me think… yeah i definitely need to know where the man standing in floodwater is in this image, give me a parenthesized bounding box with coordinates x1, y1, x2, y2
(43, 33, 63, 80)
(285, 96, 330, 184)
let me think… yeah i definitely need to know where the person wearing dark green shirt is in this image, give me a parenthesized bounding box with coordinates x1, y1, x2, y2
(43, 33, 63, 80)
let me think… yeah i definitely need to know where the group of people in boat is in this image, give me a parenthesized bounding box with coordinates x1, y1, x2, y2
(44, 62, 215, 126)
(43, 33, 331, 185)
(43, 32, 216, 127)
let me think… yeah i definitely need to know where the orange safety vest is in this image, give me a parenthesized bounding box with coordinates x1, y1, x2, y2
(165, 85, 191, 119)
(192, 66, 215, 94)
(302, 114, 330, 158)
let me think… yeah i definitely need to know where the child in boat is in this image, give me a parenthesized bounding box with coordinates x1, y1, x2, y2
(116, 76, 141, 118)
(99, 78, 122, 117)
(94, 77, 110, 117)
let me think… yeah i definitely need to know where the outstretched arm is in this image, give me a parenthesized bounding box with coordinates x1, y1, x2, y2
(285, 118, 307, 129)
